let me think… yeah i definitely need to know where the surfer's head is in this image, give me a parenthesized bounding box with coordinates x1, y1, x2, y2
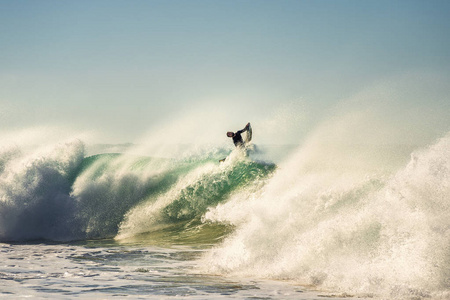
(227, 132, 234, 138)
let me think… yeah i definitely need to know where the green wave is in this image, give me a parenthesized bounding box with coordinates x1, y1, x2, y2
(163, 160, 276, 222)
(73, 152, 275, 242)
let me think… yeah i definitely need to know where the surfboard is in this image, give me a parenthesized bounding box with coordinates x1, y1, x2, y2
(245, 123, 252, 143)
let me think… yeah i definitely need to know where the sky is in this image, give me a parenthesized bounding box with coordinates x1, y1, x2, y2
(1, 0, 450, 145)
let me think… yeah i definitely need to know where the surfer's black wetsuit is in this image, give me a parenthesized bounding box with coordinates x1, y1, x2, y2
(230, 124, 250, 147)
(232, 130, 246, 147)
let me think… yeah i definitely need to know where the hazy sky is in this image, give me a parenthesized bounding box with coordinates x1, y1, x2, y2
(1, 0, 449, 145)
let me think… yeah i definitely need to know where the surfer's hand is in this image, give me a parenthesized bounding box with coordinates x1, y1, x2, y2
(246, 123, 250, 128)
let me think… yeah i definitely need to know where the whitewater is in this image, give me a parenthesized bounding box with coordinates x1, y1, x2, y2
(0, 120, 449, 299)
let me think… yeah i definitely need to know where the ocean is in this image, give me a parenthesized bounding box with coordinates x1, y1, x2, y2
(0, 135, 449, 299)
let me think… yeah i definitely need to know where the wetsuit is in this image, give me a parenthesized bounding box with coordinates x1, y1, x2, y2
(232, 127, 248, 147)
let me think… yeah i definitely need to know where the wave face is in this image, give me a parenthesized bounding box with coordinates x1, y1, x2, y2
(200, 134, 450, 299)
(0, 141, 274, 242)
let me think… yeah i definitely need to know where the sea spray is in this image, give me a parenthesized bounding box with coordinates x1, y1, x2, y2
(200, 134, 450, 299)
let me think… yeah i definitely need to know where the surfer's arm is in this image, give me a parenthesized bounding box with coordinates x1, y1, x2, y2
(236, 123, 250, 134)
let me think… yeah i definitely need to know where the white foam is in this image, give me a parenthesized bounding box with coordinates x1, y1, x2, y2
(201, 127, 450, 299)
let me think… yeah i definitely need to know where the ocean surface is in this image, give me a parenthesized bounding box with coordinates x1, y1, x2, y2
(0, 135, 449, 299)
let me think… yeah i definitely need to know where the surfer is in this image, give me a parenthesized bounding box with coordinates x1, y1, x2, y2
(227, 123, 251, 148)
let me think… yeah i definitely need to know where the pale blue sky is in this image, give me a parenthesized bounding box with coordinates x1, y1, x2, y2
(1, 0, 449, 144)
